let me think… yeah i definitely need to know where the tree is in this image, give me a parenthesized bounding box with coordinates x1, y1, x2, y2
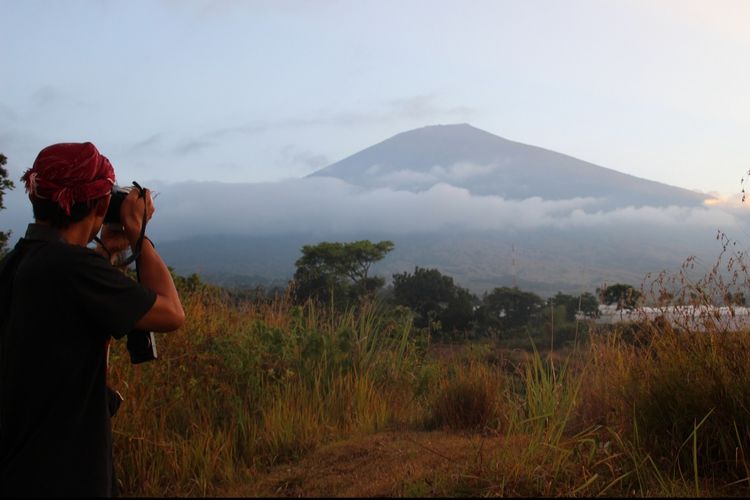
(549, 292, 576, 322)
(293, 240, 394, 306)
(721, 290, 746, 306)
(0, 153, 15, 258)
(577, 292, 600, 318)
(392, 266, 476, 334)
(549, 291, 599, 321)
(477, 286, 544, 335)
(599, 283, 642, 310)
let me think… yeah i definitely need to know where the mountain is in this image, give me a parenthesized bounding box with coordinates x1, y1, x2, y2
(148, 124, 740, 297)
(309, 124, 710, 209)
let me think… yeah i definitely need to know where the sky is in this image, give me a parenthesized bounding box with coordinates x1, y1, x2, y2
(2, 0, 750, 243)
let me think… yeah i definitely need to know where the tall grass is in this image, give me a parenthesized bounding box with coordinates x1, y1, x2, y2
(109, 287, 421, 496)
(425, 361, 506, 431)
(110, 243, 750, 497)
(582, 323, 750, 489)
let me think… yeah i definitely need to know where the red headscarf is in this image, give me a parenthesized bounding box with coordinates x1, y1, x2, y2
(21, 142, 116, 215)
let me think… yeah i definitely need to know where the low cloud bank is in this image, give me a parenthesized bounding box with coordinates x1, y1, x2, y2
(3, 176, 746, 245)
(142, 177, 746, 241)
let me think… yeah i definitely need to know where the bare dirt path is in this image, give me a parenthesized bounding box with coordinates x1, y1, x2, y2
(223, 431, 504, 497)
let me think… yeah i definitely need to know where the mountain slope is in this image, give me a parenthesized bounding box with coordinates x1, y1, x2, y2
(148, 124, 736, 296)
(309, 124, 709, 208)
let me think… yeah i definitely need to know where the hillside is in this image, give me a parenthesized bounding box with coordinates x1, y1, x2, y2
(309, 124, 710, 209)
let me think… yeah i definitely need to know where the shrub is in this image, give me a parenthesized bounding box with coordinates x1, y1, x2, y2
(582, 322, 750, 481)
(426, 362, 505, 431)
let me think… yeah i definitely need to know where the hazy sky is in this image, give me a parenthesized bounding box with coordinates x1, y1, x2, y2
(2, 0, 749, 196)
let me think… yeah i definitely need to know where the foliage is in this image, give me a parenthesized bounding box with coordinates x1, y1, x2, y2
(392, 266, 476, 337)
(109, 239, 750, 497)
(549, 291, 599, 321)
(584, 324, 750, 483)
(292, 240, 394, 307)
(109, 285, 420, 496)
(107, 271, 750, 497)
(425, 361, 504, 431)
(599, 283, 642, 309)
(0, 153, 15, 257)
(476, 286, 544, 337)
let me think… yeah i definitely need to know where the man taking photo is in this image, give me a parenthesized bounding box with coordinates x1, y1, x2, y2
(0, 142, 185, 497)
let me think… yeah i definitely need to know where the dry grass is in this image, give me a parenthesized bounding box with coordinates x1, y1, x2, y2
(109, 288, 422, 496)
(109, 241, 750, 497)
(232, 431, 502, 498)
(425, 361, 506, 431)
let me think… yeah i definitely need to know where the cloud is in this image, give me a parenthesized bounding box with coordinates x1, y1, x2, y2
(280, 145, 329, 172)
(561, 204, 740, 229)
(126, 133, 165, 156)
(354, 162, 501, 190)
(376, 170, 438, 186)
(185, 94, 475, 147)
(429, 162, 498, 180)
(145, 177, 747, 242)
(388, 94, 476, 121)
(29, 85, 94, 111)
(204, 123, 269, 140)
(0, 103, 19, 124)
(173, 139, 216, 156)
(31, 86, 63, 107)
(5, 174, 746, 266)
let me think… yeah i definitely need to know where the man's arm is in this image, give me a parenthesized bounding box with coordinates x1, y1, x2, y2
(120, 189, 185, 332)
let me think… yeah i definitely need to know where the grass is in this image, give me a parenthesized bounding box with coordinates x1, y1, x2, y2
(109, 263, 750, 497)
(109, 286, 424, 496)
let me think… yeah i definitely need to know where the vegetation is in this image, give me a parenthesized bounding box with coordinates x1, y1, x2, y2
(109, 280, 750, 497)
(476, 286, 545, 335)
(599, 282, 643, 309)
(105, 237, 750, 497)
(0, 153, 15, 257)
(550, 291, 599, 321)
(292, 239, 394, 307)
(392, 266, 475, 338)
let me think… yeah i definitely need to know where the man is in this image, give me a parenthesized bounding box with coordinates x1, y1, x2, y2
(0, 142, 185, 497)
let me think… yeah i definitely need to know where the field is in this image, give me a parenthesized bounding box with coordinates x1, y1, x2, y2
(107, 266, 750, 498)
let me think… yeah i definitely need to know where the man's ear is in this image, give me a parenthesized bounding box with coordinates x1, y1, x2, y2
(94, 195, 111, 218)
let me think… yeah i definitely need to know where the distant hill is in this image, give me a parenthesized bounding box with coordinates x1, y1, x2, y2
(309, 124, 709, 209)
(157, 225, 719, 297)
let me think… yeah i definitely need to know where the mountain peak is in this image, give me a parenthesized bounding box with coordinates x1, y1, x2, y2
(409, 122, 476, 131)
(388, 122, 505, 140)
(309, 124, 707, 208)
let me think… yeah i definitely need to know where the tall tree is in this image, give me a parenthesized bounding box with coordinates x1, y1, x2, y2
(549, 291, 600, 321)
(599, 283, 642, 310)
(477, 286, 544, 335)
(392, 266, 476, 334)
(293, 240, 394, 306)
(0, 153, 15, 257)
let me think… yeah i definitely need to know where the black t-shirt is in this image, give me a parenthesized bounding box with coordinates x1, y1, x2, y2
(0, 224, 156, 497)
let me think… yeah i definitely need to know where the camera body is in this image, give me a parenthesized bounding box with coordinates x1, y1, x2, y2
(127, 330, 158, 364)
(103, 185, 131, 225)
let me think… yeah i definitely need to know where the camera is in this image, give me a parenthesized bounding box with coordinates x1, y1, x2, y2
(127, 329, 158, 364)
(103, 185, 132, 225)
(102, 182, 159, 364)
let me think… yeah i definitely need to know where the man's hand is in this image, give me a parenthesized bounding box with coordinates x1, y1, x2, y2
(96, 225, 130, 265)
(120, 188, 155, 246)
(100, 225, 130, 253)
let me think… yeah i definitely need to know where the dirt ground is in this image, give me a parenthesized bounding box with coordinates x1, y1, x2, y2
(223, 431, 505, 497)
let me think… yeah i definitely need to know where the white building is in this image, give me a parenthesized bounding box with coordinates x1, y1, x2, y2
(594, 304, 750, 332)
